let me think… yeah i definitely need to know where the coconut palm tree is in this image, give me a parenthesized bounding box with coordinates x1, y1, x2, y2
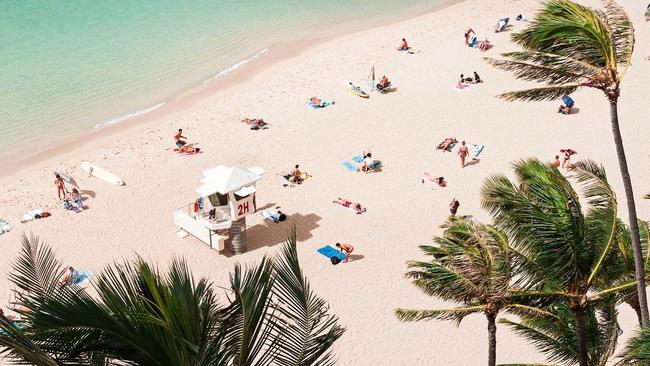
(499, 301, 620, 366)
(395, 218, 543, 366)
(0, 231, 344, 365)
(481, 158, 641, 366)
(484, 0, 648, 325)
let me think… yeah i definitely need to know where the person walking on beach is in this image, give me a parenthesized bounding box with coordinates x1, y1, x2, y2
(335, 243, 354, 263)
(54, 173, 65, 200)
(561, 148, 577, 170)
(449, 198, 460, 217)
(174, 129, 187, 148)
(458, 141, 469, 168)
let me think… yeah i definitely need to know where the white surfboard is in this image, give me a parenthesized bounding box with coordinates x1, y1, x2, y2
(80, 162, 124, 186)
(55, 170, 79, 188)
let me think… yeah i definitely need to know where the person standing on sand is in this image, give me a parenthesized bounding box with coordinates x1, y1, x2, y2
(449, 198, 460, 217)
(54, 173, 65, 200)
(174, 129, 187, 148)
(561, 148, 576, 169)
(458, 141, 469, 168)
(335, 243, 354, 263)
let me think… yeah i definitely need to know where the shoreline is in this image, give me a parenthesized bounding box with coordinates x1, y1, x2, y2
(2, 0, 463, 179)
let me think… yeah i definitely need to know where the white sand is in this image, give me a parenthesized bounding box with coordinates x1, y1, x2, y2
(2, 0, 650, 364)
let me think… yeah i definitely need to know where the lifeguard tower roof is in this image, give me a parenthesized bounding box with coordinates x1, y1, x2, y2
(196, 165, 265, 197)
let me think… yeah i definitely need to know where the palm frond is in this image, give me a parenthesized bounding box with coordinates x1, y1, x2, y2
(497, 84, 581, 102)
(271, 227, 345, 366)
(0, 315, 61, 366)
(395, 305, 486, 325)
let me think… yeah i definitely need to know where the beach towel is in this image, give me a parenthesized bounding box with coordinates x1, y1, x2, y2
(437, 138, 458, 152)
(72, 271, 92, 285)
(467, 143, 485, 159)
(352, 155, 364, 163)
(468, 37, 478, 47)
(497, 17, 510, 32)
(342, 161, 358, 172)
(21, 208, 45, 223)
(306, 101, 332, 109)
(317, 245, 346, 261)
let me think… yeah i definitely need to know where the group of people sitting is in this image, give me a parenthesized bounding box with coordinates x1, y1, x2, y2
(457, 72, 482, 89)
(61, 188, 83, 212)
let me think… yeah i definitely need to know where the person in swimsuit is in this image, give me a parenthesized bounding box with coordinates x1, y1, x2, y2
(458, 141, 469, 168)
(422, 173, 447, 187)
(551, 155, 561, 167)
(54, 173, 65, 200)
(174, 129, 187, 148)
(561, 149, 576, 169)
(473, 71, 482, 83)
(333, 198, 365, 214)
(437, 137, 457, 151)
(290, 164, 304, 184)
(362, 152, 375, 173)
(479, 38, 492, 51)
(310, 96, 323, 107)
(464, 28, 475, 45)
(449, 198, 460, 217)
(398, 38, 409, 51)
(335, 243, 354, 262)
(58, 266, 77, 287)
(175, 145, 200, 154)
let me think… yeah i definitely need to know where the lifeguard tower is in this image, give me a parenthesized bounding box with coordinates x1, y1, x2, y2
(173, 165, 265, 254)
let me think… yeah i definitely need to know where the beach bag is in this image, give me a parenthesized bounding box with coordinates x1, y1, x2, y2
(330, 256, 341, 265)
(277, 213, 287, 222)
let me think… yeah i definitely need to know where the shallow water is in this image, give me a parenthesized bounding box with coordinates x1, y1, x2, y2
(0, 0, 450, 154)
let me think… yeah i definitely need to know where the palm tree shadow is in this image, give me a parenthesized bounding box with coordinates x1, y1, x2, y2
(223, 212, 322, 257)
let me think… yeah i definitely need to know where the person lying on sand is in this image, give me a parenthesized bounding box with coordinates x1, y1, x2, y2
(175, 145, 200, 154)
(174, 128, 187, 148)
(398, 38, 409, 51)
(422, 172, 447, 187)
(241, 117, 265, 126)
(437, 137, 457, 151)
(333, 198, 366, 214)
(336, 243, 354, 263)
(310, 96, 324, 107)
(464, 28, 475, 45)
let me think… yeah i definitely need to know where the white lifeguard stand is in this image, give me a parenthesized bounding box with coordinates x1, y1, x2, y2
(173, 165, 265, 254)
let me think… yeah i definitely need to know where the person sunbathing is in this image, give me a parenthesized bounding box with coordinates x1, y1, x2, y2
(361, 152, 375, 173)
(398, 38, 409, 51)
(290, 164, 304, 184)
(422, 173, 447, 187)
(59, 266, 78, 287)
(479, 38, 492, 51)
(333, 198, 366, 214)
(437, 137, 457, 151)
(377, 75, 391, 91)
(241, 117, 265, 126)
(175, 145, 200, 154)
(310, 96, 323, 107)
(464, 28, 475, 45)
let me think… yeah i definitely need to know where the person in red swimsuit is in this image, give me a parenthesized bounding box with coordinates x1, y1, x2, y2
(54, 173, 65, 200)
(458, 141, 469, 168)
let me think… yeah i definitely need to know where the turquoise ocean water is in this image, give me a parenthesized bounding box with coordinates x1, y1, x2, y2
(1, 0, 449, 156)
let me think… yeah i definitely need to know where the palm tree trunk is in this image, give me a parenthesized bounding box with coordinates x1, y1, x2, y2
(610, 99, 649, 326)
(575, 307, 589, 366)
(487, 314, 497, 366)
(626, 295, 643, 326)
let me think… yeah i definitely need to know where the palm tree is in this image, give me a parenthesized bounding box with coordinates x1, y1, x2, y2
(499, 301, 620, 366)
(481, 158, 641, 366)
(395, 218, 543, 366)
(484, 0, 648, 325)
(0, 230, 344, 365)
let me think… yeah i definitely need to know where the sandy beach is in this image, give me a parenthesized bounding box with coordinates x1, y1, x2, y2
(2, 0, 650, 364)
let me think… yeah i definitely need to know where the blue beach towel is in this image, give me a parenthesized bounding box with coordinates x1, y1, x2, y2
(317, 245, 346, 261)
(342, 161, 358, 171)
(306, 100, 332, 109)
(352, 155, 364, 163)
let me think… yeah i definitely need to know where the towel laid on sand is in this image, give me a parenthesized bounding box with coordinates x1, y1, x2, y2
(0, 219, 11, 234)
(306, 101, 332, 109)
(317, 246, 346, 261)
(72, 271, 92, 285)
(342, 161, 358, 171)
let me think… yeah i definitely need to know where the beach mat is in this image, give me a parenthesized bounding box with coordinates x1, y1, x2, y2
(261, 209, 280, 222)
(317, 246, 346, 261)
(341, 161, 358, 172)
(352, 155, 364, 163)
